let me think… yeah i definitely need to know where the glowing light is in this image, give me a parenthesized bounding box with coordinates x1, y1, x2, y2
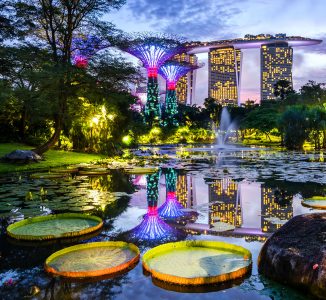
(107, 114, 115, 121)
(159, 63, 192, 85)
(101, 106, 107, 115)
(159, 191, 185, 219)
(74, 55, 88, 68)
(91, 117, 99, 125)
(151, 127, 161, 135)
(122, 135, 132, 146)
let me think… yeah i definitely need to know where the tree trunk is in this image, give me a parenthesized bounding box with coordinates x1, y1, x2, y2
(19, 106, 27, 142)
(33, 116, 62, 155)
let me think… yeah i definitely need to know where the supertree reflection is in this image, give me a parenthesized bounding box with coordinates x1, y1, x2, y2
(125, 171, 185, 244)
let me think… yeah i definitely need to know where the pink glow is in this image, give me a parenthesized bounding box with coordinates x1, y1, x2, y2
(167, 191, 177, 199)
(167, 82, 176, 90)
(148, 67, 158, 78)
(74, 55, 88, 68)
(148, 206, 158, 216)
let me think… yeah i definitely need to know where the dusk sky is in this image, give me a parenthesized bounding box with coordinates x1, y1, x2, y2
(105, 0, 326, 105)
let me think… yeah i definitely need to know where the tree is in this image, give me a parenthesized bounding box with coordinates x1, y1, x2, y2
(306, 106, 326, 149)
(242, 108, 279, 141)
(274, 79, 294, 100)
(3, 0, 127, 154)
(0, 45, 52, 141)
(203, 97, 221, 124)
(300, 80, 326, 105)
(278, 106, 310, 150)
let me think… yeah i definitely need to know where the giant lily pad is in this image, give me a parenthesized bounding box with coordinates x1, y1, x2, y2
(45, 241, 139, 278)
(143, 240, 252, 286)
(125, 167, 159, 174)
(7, 213, 103, 241)
(302, 197, 326, 209)
(30, 173, 69, 179)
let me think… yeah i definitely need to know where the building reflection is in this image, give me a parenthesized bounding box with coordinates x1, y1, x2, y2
(175, 173, 294, 235)
(209, 178, 242, 227)
(261, 186, 293, 233)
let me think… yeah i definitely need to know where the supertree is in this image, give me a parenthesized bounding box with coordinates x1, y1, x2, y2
(120, 32, 186, 125)
(125, 171, 185, 244)
(159, 60, 204, 126)
(158, 168, 185, 219)
(71, 35, 109, 68)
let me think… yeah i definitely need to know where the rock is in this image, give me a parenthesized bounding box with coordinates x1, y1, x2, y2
(2, 150, 42, 162)
(258, 213, 326, 299)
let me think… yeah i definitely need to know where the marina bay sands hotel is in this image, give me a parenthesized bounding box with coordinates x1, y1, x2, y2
(175, 34, 322, 105)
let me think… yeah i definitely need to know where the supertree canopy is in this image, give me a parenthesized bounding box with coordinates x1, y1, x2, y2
(120, 32, 186, 125)
(71, 35, 109, 68)
(159, 60, 204, 126)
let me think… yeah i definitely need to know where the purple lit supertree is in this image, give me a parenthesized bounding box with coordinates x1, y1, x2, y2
(159, 61, 204, 126)
(159, 168, 185, 219)
(125, 171, 185, 244)
(71, 35, 109, 68)
(119, 32, 186, 125)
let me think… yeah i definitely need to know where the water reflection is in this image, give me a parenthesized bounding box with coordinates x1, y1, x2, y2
(124, 172, 185, 244)
(158, 168, 186, 219)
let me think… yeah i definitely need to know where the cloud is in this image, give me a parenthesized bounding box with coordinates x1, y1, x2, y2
(302, 34, 326, 55)
(125, 0, 246, 40)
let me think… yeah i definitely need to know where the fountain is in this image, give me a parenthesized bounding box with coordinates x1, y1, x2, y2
(216, 107, 237, 148)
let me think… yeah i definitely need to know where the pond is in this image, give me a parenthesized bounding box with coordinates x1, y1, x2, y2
(0, 147, 325, 299)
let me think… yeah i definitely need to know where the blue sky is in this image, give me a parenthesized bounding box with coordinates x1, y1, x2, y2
(105, 0, 326, 104)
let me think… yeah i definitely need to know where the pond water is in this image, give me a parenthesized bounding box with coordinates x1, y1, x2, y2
(0, 148, 325, 299)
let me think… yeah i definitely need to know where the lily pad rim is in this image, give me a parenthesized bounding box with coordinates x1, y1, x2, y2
(301, 199, 326, 209)
(45, 241, 140, 278)
(142, 240, 252, 286)
(6, 213, 103, 241)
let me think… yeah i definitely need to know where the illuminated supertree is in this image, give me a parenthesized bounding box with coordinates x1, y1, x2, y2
(159, 168, 185, 219)
(126, 171, 184, 244)
(71, 35, 109, 68)
(159, 61, 204, 126)
(120, 33, 186, 125)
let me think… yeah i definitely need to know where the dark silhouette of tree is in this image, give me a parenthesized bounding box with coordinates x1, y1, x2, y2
(2, 0, 127, 154)
(274, 79, 294, 100)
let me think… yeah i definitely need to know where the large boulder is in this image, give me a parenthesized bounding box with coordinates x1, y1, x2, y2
(258, 213, 326, 299)
(2, 150, 42, 162)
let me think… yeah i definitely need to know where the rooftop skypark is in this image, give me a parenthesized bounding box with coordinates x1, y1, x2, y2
(159, 61, 204, 126)
(119, 33, 186, 125)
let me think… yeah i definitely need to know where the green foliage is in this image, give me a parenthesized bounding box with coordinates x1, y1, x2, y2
(137, 126, 214, 145)
(0, 143, 104, 173)
(242, 108, 279, 141)
(278, 106, 310, 150)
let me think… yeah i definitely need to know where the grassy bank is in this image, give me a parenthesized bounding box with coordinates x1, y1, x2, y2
(0, 143, 105, 174)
